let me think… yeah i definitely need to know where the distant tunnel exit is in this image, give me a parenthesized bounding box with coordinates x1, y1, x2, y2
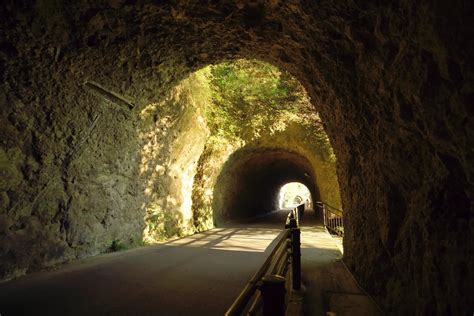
(278, 182, 312, 210)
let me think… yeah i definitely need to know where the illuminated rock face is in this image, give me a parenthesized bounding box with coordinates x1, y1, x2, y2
(0, 2, 472, 314)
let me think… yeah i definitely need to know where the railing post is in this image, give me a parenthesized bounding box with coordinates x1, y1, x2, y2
(287, 218, 297, 229)
(322, 204, 327, 227)
(291, 227, 301, 290)
(297, 203, 304, 222)
(260, 275, 286, 316)
(295, 207, 299, 226)
(316, 201, 322, 216)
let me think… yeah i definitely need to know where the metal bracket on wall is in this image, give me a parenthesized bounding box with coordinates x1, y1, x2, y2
(83, 81, 135, 110)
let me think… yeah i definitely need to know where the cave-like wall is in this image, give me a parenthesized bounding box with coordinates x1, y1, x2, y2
(138, 73, 209, 242)
(191, 121, 339, 228)
(0, 1, 472, 314)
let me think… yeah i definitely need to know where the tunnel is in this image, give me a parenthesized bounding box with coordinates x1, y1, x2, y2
(0, 1, 472, 314)
(212, 147, 320, 223)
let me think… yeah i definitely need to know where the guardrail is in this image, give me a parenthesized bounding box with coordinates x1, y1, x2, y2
(225, 204, 304, 316)
(285, 203, 304, 228)
(316, 201, 344, 237)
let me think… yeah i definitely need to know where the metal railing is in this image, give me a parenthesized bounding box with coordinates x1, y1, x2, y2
(285, 203, 304, 228)
(316, 201, 344, 237)
(225, 204, 304, 316)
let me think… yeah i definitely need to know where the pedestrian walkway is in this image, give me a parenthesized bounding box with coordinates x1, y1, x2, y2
(299, 213, 382, 316)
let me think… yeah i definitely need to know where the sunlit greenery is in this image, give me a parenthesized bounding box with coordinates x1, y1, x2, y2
(202, 59, 324, 142)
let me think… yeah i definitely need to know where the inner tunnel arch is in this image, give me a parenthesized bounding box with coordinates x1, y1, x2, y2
(212, 147, 320, 224)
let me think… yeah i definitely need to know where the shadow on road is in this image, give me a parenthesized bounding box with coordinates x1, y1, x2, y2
(0, 210, 294, 316)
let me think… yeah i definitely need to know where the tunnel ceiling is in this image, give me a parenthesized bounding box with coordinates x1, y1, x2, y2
(0, 1, 472, 314)
(213, 148, 319, 222)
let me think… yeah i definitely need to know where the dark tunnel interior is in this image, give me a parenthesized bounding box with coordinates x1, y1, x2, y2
(213, 148, 319, 223)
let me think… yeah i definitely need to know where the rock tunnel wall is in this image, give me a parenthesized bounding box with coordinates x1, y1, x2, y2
(138, 73, 209, 242)
(192, 120, 339, 227)
(0, 62, 209, 278)
(0, 1, 472, 314)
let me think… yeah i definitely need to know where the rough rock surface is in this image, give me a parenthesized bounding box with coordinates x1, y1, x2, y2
(0, 1, 472, 314)
(138, 73, 209, 242)
(191, 120, 340, 228)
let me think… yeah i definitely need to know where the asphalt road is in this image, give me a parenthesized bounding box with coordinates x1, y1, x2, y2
(0, 211, 289, 316)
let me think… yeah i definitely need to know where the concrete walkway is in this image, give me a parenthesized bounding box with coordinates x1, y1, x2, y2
(299, 213, 382, 316)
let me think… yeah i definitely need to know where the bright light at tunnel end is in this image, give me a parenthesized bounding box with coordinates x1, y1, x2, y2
(278, 182, 311, 209)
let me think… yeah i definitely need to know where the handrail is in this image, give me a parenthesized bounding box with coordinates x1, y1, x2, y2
(286, 203, 304, 228)
(315, 201, 343, 215)
(225, 229, 289, 316)
(247, 238, 290, 315)
(225, 204, 305, 316)
(316, 201, 344, 237)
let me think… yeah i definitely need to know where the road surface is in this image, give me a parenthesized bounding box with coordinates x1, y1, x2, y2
(0, 209, 381, 315)
(0, 211, 289, 316)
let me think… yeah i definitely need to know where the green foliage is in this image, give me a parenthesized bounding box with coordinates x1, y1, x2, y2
(144, 207, 189, 242)
(193, 206, 214, 232)
(198, 59, 336, 162)
(202, 59, 327, 143)
(108, 239, 126, 252)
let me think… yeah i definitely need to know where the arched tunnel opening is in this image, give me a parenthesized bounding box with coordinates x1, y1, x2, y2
(212, 148, 320, 223)
(278, 182, 312, 210)
(0, 2, 472, 314)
